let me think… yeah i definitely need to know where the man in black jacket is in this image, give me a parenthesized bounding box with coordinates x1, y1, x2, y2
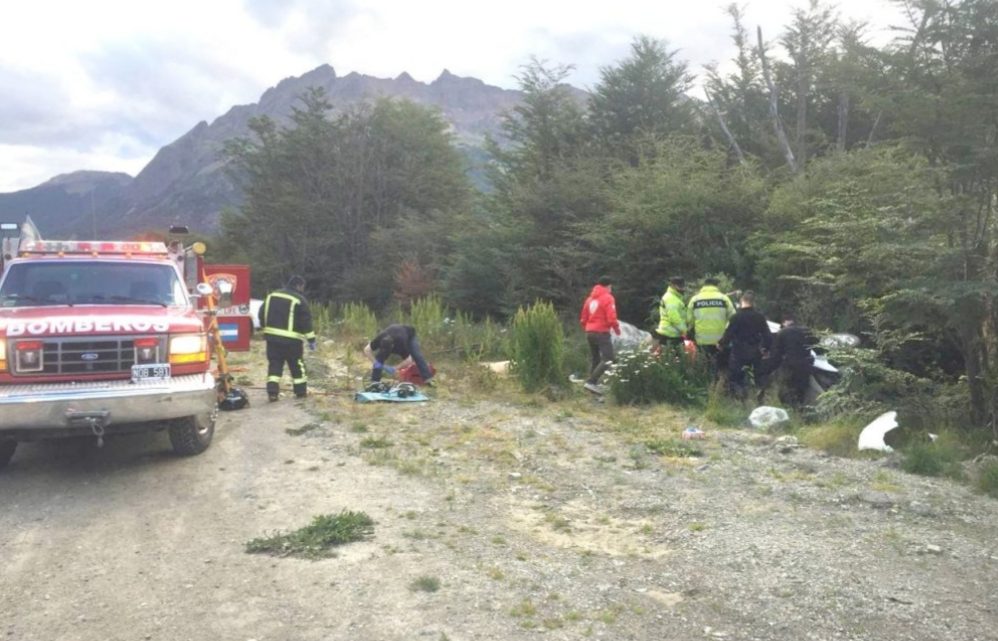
(765, 313, 818, 408)
(719, 291, 773, 400)
(258, 275, 316, 401)
(364, 324, 434, 385)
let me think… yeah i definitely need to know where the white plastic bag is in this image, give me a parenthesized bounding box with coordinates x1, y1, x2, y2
(749, 406, 790, 429)
(612, 321, 653, 351)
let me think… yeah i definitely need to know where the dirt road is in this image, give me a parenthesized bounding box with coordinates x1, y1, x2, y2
(2, 360, 997, 641)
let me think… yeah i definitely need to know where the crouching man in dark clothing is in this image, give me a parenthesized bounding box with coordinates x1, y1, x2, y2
(765, 313, 818, 408)
(719, 291, 773, 401)
(364, 324, 434, 385)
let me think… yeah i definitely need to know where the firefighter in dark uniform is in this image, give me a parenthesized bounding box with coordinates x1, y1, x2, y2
(258, 275, 315, 401)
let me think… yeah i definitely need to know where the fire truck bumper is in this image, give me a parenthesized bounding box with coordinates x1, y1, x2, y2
(0, 374, 216, 438)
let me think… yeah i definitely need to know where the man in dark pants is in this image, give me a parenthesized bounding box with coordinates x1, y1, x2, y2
(364, 324, 434, 385)
(765, 313, 818, 408)
(258, 275, 316, 401)
(579, 276, 621, 394)
(719, 291, 773, 401)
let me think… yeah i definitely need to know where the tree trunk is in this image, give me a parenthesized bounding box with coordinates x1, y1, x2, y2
(865, 110, 882, 148)
(705, 89, 747, 165)
(796, 66, 808, 166)
(837, 92, 850, 152)
(757, 27, 799, 173)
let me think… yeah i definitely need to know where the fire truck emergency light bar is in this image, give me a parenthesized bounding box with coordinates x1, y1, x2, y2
(19, 241, 170, 256)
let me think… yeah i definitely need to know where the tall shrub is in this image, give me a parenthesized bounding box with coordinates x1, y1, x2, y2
(339, 302, 378, 341)
(408, 295, 447, 351)
(509, 301, 565, 393)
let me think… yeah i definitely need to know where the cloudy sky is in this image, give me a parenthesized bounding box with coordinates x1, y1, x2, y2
(0, 0, 909, 193)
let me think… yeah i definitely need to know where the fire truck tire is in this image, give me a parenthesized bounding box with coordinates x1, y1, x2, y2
(168, 413, 215, 456)
(0, 440, 16, 469)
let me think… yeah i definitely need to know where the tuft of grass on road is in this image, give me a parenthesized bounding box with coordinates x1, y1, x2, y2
(360, 436, 393, 449)
(643, 438, 703, 458)
(409, 575, 441, 592)
(245, 511, 374, 559)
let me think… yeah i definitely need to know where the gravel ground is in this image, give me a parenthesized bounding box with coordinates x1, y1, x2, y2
(1, 346, 996, 641)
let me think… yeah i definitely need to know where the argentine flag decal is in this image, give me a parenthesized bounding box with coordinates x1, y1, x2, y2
(219, 323, 240, 342)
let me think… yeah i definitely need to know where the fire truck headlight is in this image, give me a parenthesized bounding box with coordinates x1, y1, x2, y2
(169, 334, 208, 364)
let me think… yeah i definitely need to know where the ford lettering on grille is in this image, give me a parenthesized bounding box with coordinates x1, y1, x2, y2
(81, 352, 100, 361)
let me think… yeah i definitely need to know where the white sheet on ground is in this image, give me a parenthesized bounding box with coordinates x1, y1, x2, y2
(857, 411, 898, 452)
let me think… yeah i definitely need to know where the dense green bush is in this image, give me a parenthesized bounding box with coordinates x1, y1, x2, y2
(605, 349, 710, 406)
(509, 301, 565, 393)
(815, 347, 968, 431)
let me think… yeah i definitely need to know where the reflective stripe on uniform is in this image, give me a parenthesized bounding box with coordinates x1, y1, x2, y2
(263, 291, 308, 339)
(263, 327, 307, 339)
(267, 375, 281, 383)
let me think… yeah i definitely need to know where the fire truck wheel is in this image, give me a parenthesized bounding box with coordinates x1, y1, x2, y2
(0, 439, 16, 469)
(168, 413, 215, 456)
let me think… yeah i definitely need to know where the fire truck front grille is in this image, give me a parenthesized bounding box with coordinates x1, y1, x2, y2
(10, 336, 164, 376)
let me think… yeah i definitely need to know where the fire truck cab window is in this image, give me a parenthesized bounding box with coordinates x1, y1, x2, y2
(0, 261, 188, 308)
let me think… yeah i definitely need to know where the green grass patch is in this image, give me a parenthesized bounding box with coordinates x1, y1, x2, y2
(510, 599, 537, 618)
(409, 575, 441, 592)
(703, 388, 745, 427)
(901, 439, 964, 479)
(245, 511, 374, 559)
(643, 438, 703, 458)
(798, 419, 863, 457)
(360, 436, 393, 449)
(976, 460, 998, 498)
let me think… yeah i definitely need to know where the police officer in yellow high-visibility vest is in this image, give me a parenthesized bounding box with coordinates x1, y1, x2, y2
(257, 275, 315, 401)
(686, 277, 736, 358)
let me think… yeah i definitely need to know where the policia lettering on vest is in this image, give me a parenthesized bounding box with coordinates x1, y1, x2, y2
(257, 275, 316, 401)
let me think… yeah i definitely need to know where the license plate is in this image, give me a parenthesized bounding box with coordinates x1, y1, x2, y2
(131, 363, 171, 383)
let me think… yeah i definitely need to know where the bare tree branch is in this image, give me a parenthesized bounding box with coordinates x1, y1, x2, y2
(865, 110, 882, 147)
(757, 26, 799, 173)
(837, 92, 850, 152)
(704, 88, 746, 165)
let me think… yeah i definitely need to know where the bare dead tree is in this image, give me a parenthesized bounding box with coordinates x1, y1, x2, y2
(865, 110, 882, 147)
(757, 26, 799, 173)
(704, 88, 746, 165)
(836, 92, 850, 152)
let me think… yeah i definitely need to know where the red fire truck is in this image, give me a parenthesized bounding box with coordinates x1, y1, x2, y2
(0, 237, 219, 468)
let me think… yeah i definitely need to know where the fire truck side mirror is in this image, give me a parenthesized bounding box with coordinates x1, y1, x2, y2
(196, 283, 214, 297)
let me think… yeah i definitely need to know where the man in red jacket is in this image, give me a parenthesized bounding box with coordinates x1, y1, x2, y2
(579, 275, 622, 394)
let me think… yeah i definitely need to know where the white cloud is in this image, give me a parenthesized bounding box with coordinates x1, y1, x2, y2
(0, 0, 907, 192)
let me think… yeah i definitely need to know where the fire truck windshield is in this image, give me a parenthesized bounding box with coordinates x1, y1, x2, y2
(0, 261, 188, 308)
